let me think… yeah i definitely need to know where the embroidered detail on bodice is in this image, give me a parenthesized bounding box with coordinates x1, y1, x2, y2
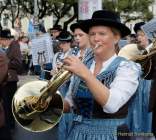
(72, 56, 126, 118)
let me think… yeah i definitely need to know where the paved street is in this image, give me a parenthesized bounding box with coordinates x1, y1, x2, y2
(13, 122, 58, 140)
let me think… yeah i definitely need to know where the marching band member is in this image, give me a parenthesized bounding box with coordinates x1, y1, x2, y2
(51, 30, 74, 97)
(70, 20, 91, 59)
(52, 30, 73, 72)
(62, 10, 141, 140)
(58, 20, 91, 140)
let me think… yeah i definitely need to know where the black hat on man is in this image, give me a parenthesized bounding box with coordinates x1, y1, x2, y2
(133, 22, 145, 33)
(0, 29, 13, 39)
(70, 20, 86, 33)
(57, 30, 73, 42)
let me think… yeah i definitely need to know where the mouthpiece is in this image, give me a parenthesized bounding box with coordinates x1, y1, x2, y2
(93, 44, 100, 50)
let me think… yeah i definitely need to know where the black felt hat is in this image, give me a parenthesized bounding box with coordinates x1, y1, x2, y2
(57, 30, 73, 42)
(51, 25, 62, 31)
(0, 29, 13, 39)
(79, 10, 131, 37)
(70, 20, 86, 32)
(133, 22, 145, 33)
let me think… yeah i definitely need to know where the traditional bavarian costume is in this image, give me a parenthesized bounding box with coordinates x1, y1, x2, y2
(59, 51, 141, 140)
(59, 9, 141, 140)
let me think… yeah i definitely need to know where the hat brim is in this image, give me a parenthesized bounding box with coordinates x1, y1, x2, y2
(70, 22, 86, 33)
(133, 22, 145, 33)
(57, 36, 73, 42)
(80, 19, 131, 38)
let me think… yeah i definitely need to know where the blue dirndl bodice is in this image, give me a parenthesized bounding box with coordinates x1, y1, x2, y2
(72, 56, 126, 119)
(59, 56, 129, 140)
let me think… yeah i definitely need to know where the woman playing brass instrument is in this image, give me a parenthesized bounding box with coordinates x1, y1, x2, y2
(52, 30, 73, 71)
(51, 29, 91, 97)
(58, 20, 91, 139)
(70, 20, 91, 59)
(59, 10, 141, 140)
(51, 30, 76, 98)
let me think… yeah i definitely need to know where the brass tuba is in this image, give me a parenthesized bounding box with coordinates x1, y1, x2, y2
(12, 67, 72, 132)
(131, 38, 156, 78)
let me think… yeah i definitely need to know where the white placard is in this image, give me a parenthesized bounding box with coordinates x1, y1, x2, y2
(78, 0, 102, 20)
(141, 18, 156, 40)
(31, 33, 54, 65)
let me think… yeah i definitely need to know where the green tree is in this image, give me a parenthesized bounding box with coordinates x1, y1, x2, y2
(103, 0, 154, 23)
(47, 0, 78, 29)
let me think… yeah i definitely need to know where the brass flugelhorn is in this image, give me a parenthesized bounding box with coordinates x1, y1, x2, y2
(12, 60, 72, 132)
(12, 45, 99, 132)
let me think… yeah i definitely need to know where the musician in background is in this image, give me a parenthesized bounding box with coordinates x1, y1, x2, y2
(61, 10, 141, 140)
(51, 30, 73, 97)
(70, 20, 91, 58)
(119, 22, 153, 58)
(118, 22, 153, 60)
(58, 20, 91, 140)
(44, 30, 73, 140)
(118, 22, 153, 135)
(139, 26, 156, 137)
(133, 22, 152, 132)
(50, 25, 63, 54)
(134, 22, 153, 53)
(134, 21, 156, 137)
(52, 30, 73, 74)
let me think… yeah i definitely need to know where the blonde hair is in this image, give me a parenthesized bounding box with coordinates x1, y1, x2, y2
(110, 27, 121, 54)
(110, 27, 121, 37)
